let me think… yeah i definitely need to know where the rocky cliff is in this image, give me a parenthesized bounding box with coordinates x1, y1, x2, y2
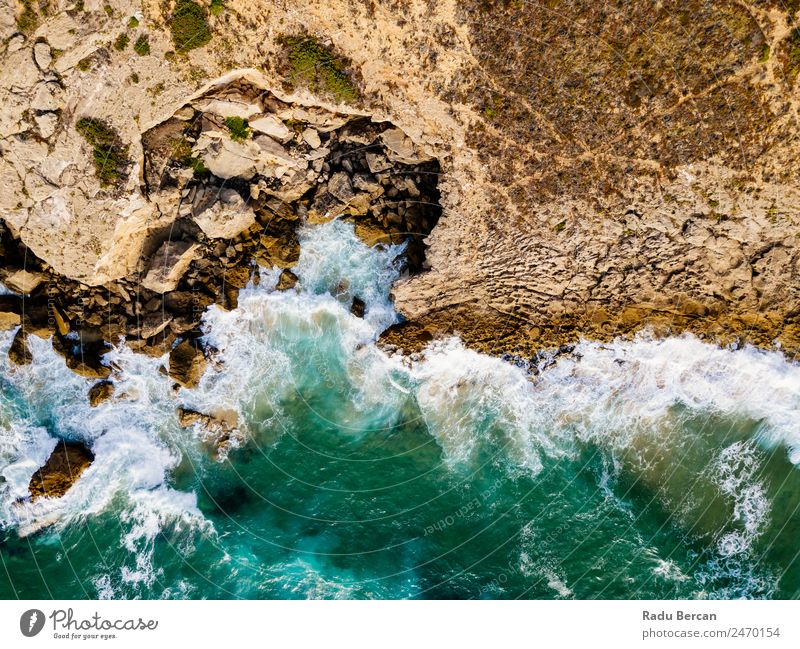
(2, 0, 800, 364)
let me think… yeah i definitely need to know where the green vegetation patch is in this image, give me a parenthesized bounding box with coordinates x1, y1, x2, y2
(282, 36, 360, 103)
(75, 117, 130, 187)
(170, 0, 212, 53)
(171, 137, 209, 178)
(128, 16, 139, 28)
(209, 0, 224, 16)
(16, 0, 39, 34)
(114, 32, 129, 51)
(224, 116, 251, 141)
(134, 34, 150, 56)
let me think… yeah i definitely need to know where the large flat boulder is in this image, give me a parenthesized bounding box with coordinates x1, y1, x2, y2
(141, 240, 200, 294)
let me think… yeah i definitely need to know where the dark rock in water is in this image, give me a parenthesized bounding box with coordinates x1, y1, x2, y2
(351, 297, 366, 318)
(8, 329, 32, 365)
(29, 440, 94, 500)
(51, 335, 112, 379)
(276, 269, 298, 290)
(88, 380, 114, 407)
(169, 339, 207, 388)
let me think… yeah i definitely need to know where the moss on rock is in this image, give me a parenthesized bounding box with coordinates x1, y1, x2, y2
(282, 36, 360, 103)
(75, 117, 130, 187)
(170, 0, 212, 53)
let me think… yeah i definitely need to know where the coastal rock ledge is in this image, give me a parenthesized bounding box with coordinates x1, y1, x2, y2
(2, 1, 800, 364)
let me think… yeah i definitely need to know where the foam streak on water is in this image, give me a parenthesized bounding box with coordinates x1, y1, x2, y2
(1, 218, 799, 599)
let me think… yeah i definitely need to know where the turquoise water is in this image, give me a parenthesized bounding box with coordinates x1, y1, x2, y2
(1, 219, 800, 599)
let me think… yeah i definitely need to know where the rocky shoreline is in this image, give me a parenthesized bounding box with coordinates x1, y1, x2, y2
(1, 73, 443, 377)
(4, 1, 800, 501)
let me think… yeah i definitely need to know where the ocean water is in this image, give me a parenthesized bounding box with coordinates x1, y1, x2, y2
(1, 218, 799, 599)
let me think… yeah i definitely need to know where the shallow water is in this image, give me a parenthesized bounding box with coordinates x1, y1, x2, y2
(1, 219, 799, 599)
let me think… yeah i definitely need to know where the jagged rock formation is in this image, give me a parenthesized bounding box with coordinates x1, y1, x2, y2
(2, 0, 800, 363)
(28, 440, 94, 500)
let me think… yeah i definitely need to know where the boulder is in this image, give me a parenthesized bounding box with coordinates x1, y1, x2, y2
(141, 240, 200, 294)
(381, 128, 432, 164)
(276, 269, 298, 290)
(249, 115, 292, 143)
(302, 128, 321, 148)
(33, 42, 52, 69)
(3, 269, 45, 294)
(8, 329, 32, 365)
(35, 112, 58, 139)
(169, 339, 207, 388)
(258, 233, 300, 268)
(351, 297, 366, 318)
(0, 311, 20, 331)
(28, 440, 94, 500)
(138, 313, 173, 339)
(201, 138, 258, 180)
(328, 172, 355, 203)
(193, 189, 257, 239)
(88, 380, 114, 407)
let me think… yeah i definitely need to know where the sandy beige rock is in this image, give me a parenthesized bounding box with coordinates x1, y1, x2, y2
(2, 270, 44, 294)
(141, 241, 200, 294)
(193, 189, 257, 239)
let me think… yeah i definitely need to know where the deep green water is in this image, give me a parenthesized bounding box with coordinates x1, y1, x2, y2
(1, 220, 799, 599)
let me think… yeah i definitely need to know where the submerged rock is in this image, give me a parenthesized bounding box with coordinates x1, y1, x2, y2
(177, 407, 243, 461)
(28, 440, 94, 500)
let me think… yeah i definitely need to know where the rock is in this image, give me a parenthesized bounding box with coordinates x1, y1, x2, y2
(169, 339, 207, 388)
(88, 380, 114, 407)
(352, 220, 397, 247)
(28, 440, 94, 500)
(66, 356, 112, 379)
(328, 172, 355, 202)
(351, 297, 366, 318)
(353, 173, 384, 197)
(0, 311, 20, 331)
(381, 128, 432, 164)
(8, 329, 32, 365)
(141, 240, 200, 294)
(365, 151, 392, 173)
(30, 81, 62, 112)
(302, 128, 322, 148)
(34, 112, 58, 139)
(276, 269, 298, 290)
(193, 189, 257, 239)
(249, 115, 292, 143)
(138, 313, 173, 339)
(52, 306, 70, 336)
(224, 265, 251, 289)
(201, 138, 258, 180)
(194, 98, 262, 120)
(173, 105, 195, 120)
(33, 42, 52, 70)
(176, 407, 243, 461)
(3, 269, 44, 294)
(258, 232, 300, 268)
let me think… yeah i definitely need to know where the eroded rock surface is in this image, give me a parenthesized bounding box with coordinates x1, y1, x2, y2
(1, 0, 800, 364)
(28, 440, 94, 500)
